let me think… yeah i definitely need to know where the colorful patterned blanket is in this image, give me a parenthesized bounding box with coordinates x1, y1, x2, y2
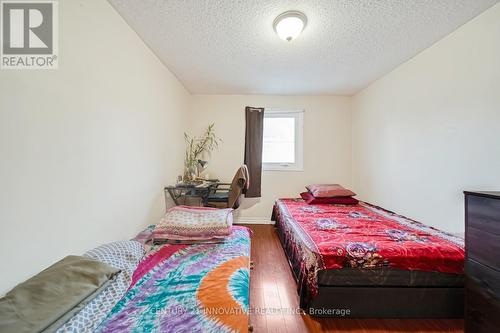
(273, 199, 464, 306)
(96, 226, 251, 333)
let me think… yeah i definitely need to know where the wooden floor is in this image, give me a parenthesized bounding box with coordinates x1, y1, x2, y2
(246, 224, 464, 333)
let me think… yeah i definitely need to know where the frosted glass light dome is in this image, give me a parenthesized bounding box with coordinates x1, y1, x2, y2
(273, 11, 307, 42)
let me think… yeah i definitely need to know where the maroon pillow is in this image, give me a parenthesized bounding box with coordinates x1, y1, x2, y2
(300, 192, 359, 205)
(306, 184, 356, 198)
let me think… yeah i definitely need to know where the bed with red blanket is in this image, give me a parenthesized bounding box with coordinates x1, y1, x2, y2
(272, 198, 465, 318)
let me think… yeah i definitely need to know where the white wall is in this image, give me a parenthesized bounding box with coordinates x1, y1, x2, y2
(189, 95, 352, 220)
(0, 0, 189, 294)
(352, 3, 500, 233)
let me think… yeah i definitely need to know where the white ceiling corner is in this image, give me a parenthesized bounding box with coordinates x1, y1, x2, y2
(108, 0, 499, 95)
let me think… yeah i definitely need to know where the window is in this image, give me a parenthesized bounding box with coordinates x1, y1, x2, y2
(262, 109, 304, 171)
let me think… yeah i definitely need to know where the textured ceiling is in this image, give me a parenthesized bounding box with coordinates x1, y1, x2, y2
(108, 0, 498, 95)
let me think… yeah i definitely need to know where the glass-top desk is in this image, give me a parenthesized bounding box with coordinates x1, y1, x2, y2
(164, 181, 218, 207)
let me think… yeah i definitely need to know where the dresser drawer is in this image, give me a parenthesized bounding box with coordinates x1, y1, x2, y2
(466, 287, 500, 333)
(465, 259, 500, 298)
(466, 286, 500, 331)
(466, 195, 500, 233)
(466, 226, 500, 268)
(465, 260, 500, 333)
(466, 195, 500, 268)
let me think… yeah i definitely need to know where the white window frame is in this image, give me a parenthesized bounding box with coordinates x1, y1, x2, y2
(262, 108, 304, 172)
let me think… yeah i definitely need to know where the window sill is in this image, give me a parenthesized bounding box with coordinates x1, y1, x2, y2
(263, 164, 304, 172)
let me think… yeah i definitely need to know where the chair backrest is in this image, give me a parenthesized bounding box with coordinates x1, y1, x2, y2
(228, 165, 249, 209)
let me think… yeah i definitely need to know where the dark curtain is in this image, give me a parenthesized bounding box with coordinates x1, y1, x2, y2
(244, 106, 264, 197)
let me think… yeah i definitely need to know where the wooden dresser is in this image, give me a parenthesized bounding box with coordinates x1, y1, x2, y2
(464, 191, 500, 333)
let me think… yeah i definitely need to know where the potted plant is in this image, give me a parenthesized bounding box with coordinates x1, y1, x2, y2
(183, 123, 221, 182)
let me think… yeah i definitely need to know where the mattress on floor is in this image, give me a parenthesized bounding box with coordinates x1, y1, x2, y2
(96, 226, 252, 333)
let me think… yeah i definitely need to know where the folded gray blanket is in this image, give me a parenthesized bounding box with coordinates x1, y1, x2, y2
(0, 255, 120, 333)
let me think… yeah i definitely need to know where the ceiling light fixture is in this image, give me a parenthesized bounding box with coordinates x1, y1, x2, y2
(273, 11, 307, 42)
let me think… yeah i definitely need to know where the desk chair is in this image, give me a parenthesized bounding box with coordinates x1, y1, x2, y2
(206, 165, 249, 209)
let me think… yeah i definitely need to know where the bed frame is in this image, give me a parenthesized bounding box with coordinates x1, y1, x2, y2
(274, 224, 465, 318)
(308, 285, 464, 318)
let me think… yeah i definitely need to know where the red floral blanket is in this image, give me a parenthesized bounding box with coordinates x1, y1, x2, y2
(273, 199, 464, 306)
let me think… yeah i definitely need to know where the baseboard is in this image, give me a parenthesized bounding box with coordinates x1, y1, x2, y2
(234, 217, 275, 225)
